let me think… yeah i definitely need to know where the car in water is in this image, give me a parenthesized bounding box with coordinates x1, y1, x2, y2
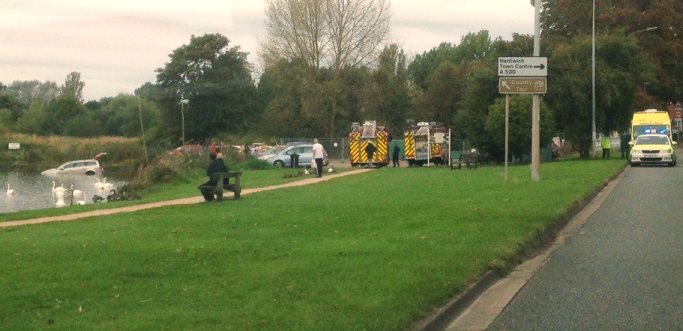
(265, 144, 329, 167)
(629, 134, 677, 167)
(41, 159, 103, 176)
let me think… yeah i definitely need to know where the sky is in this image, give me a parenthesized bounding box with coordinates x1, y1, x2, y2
(0, 0, 535, 101)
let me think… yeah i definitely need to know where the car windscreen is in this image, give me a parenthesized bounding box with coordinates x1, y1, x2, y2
(635, 136, 669, 145)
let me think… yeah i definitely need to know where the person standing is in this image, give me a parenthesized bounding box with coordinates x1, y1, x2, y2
(312, 138, 327, 178)
(392, 145, 400, 167)
(601, 133, 612, 159)
(365, 141, 377, 168)
(620, 131, 631, 159)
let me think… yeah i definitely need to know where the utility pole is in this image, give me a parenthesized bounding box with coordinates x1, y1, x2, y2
(138, 97, 149, 164)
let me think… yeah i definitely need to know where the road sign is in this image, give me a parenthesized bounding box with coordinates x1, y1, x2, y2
(499, 77, 547, 94)
(498, 57, 547, 76)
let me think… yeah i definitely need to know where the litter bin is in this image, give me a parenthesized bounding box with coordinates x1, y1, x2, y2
(290, 153, 299, 168)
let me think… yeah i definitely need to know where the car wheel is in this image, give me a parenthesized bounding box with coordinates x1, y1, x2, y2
(273, 160, 285, 167)
(85, 171, 95, 175)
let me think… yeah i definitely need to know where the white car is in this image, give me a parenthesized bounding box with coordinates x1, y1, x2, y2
(265, 144, 329, 167)
(41, 159, 103, 176)
(629, 134, 677, 167)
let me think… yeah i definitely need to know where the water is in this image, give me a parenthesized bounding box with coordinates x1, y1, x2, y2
(1, 172, 126, 214)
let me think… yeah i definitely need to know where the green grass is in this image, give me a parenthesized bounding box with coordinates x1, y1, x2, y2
(0, 160, 624, 330)
(0, 167, 337, 222)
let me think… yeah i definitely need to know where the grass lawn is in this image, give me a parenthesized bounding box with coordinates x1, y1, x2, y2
(0, 167, 332, 222)
(0, 160, 624, 330)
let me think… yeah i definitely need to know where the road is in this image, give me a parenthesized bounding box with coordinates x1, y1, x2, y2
(482, 164, 683, 330)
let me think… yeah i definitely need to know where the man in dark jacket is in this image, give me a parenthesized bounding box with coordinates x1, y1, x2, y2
(198, 153, 229, 201)
(365, 141, 376, 168)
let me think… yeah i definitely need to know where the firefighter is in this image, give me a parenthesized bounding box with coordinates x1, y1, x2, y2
(365, 141, 377, 168)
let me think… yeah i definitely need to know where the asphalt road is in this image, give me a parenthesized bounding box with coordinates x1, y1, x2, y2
(487, 163, 683, 330)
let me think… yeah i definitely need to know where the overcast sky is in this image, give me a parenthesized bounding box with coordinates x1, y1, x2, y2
(0, 0, 535, 101)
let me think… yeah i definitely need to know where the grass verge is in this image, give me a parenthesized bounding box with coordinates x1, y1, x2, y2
(0, 160, 624, 329)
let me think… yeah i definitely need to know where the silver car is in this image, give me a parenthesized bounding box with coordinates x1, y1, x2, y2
(265, 144, 329, 167)
(41, 159, 103, 176)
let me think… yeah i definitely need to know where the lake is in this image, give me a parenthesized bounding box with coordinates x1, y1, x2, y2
(1, 172, 126, 214)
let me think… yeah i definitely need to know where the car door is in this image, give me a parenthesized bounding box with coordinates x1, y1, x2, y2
(299, 146, 313, 165)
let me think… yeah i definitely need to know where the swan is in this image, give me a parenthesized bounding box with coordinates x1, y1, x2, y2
(94, 177, 106, 191)
(102, 180, 114, 193)
(75, 192, 86, 205)
(70, 185, 84, 204)
(53, 183, 66, 195)
(6, 183, 14, 195)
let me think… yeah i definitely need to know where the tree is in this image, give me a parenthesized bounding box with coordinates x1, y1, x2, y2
(545, 33, 653, 157)
(60, 72, 85, 102)
(15, 102, 49, 134)
(257, 59, 324, 137)
(263, 0, 390, 70)
(97, 94, 161, 137)
(363, 44, 412, 133)
(539, 0, 683, 103)
(485, 96, 556, 162)
(46, 96, 86, 135)
(156, 34, 256, 143)
(263, 0, 391, 137)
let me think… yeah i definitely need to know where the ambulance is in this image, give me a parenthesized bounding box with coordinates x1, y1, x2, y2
(631, 109, 672, 142)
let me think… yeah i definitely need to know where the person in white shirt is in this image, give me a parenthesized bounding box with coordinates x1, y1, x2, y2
(311, 138, 327, 177)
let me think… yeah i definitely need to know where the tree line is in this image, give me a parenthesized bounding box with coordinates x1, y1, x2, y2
(1, 0, 680, 161)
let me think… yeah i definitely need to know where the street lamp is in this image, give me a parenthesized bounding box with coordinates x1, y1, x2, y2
(180, 99, 189, 146)
(630, 26, 658, 36)
(591, 0, 596, 158)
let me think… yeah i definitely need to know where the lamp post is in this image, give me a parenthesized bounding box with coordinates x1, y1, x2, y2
(180, 99, 189, 146)
(591, 0, 596, 158)
(630, 26, 658, 36)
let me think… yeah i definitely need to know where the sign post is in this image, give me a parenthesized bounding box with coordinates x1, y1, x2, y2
(498, 53, 548, 183)
(498, 57, 548, 77)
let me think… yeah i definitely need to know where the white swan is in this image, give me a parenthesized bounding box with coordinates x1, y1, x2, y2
(94, 177, 106, 191)
(102, 179, 114, 193)
(76, 192, 86, 205)
(55, 189, 66, 207)
(53, 183, 66, 195)
(6, 183, 14, 195)
(70, 185, 84, 205)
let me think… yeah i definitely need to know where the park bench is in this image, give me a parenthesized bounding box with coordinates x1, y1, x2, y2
(451, 151, 479, 170)
(201, 171, 242, 201)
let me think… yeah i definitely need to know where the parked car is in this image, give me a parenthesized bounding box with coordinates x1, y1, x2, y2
(265, 144, 329, 167)
(629, 134, 677, 167)
(257, 146, 285, 160)
(41, 159, 103, 176)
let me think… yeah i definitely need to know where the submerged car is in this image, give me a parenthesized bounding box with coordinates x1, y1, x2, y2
(265, 144, 329, 167)
(41, 159, 103, 176)
(629, 134, 677, 167)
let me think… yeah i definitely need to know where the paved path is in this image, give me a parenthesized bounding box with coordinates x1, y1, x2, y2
(0, 168, 371, 229)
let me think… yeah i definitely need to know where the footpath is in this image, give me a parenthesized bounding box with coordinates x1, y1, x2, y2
(0, 168, 371, 229)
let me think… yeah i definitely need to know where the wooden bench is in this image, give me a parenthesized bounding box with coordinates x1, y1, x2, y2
(201, 171, 242, 201)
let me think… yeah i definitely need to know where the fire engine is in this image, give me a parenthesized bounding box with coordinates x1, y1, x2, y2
(404, 122, 450, 166)
(348, 121, 390, 167)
